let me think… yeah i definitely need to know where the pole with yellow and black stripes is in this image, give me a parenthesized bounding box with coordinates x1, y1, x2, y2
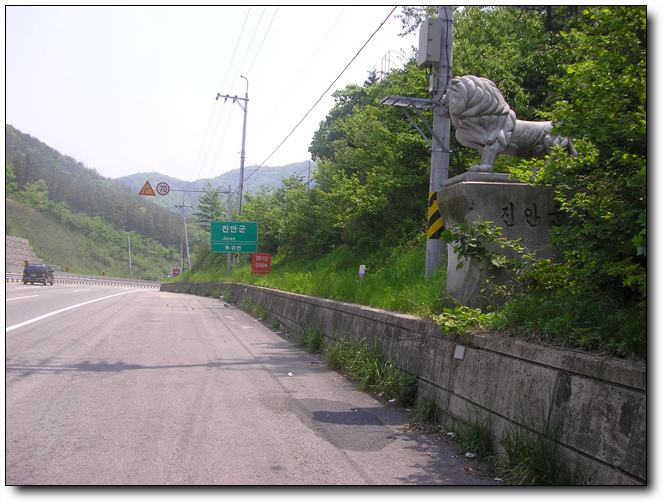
(424, 6, 453, 279)
(427, 191, 444, 240)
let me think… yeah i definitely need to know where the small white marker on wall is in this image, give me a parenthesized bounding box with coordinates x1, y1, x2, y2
(454, 345, 466, 360)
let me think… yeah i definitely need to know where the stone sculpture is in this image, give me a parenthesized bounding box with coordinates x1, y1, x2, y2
(440, 75, 577, 173)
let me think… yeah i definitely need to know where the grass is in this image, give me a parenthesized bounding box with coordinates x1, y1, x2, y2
(176, 238, 447, 317)
(489, 291, 646, 359)
(294, 326, 325, 354)
(6, 199, 176, 280)
(411, 397, 439, 424)
(173, 232, 645, 360)
(324, 337, 418, 407)
(240, 296, 268, 320)
(446, 416, 495, 461)
(499, 410, 591, 485)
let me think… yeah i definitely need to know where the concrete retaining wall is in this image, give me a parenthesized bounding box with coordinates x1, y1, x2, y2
(160, 281, 646, 485)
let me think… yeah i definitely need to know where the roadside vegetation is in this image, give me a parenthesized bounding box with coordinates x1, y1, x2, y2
(175, 6, 645, 361)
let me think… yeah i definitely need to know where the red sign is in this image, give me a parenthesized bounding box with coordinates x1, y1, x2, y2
(251, 253, 271, 275)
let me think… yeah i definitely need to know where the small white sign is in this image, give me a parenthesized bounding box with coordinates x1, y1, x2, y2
(359, 265, 366, 277)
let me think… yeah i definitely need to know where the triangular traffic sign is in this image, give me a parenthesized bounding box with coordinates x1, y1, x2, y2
(139, 181, 156, 196)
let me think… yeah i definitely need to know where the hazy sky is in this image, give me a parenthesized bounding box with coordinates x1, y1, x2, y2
(6, 5, 420, 182)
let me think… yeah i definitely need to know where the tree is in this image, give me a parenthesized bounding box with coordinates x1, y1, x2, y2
(192, 183, 226, 232)
(17, 179, 50, 210)
(537, 6, 647, 304)
(6, 163, 18, 194)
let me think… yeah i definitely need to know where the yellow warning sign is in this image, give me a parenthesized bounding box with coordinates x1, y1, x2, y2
(139, 181, 156, 196)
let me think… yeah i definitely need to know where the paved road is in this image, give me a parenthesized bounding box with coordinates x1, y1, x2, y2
(5, 283, 493, 485)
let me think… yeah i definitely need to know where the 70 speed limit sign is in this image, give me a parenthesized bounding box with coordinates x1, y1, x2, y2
(156, 182, 170, 196)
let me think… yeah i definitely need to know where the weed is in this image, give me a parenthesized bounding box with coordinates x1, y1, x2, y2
(411, 397, 439, 424)
(295, 326, 325, 354)
(220, 287, 236, 304)
(240, 296, 268, 319)
(323, 338, 418, 407)
(432, 306, 493, 335)
(499, 409, 591, 485)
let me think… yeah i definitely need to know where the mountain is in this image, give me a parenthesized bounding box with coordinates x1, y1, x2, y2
(113, 161, 317, 217)
(5, 124, 190, 249)
(5, 124, 206, 278)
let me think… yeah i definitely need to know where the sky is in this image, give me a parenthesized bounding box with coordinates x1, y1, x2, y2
(5, 5, 420, 182)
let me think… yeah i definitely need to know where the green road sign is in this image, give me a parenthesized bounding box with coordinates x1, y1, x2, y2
(211, 242, 258, 253)
(210, 221, 258, 254)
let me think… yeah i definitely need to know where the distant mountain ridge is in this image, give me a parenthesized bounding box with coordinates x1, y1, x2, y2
(113, 161, 317, 216)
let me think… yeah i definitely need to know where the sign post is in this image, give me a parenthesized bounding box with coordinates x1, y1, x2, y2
(359, 264, 366, 288)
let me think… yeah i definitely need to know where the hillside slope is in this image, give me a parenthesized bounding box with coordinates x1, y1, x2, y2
(6, 198, 176, 279)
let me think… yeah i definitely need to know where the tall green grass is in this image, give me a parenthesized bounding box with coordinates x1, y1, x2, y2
(325, 337, 418, 406)
(177, 236, 448, 317)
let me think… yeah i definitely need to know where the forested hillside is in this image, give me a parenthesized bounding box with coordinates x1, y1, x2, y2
(5, 124, 211, 278)
(5, 124, 193, 249)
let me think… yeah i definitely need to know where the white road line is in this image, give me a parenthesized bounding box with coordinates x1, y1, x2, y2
(5, 290, 146, 333)
(6, 295, 40, 301)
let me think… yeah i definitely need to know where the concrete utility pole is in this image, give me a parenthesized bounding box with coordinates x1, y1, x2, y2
(216, 75, 249, 217)
(425, 6, 453, 279)
(175, 194, 194, 271)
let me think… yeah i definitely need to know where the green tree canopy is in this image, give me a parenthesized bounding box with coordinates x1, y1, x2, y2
(192, 183, 226, 232)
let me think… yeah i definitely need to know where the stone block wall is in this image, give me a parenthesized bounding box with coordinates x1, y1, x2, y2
(5, 236, 43, 267)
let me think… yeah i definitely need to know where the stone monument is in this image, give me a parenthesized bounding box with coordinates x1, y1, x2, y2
(436, 75, 574, 308)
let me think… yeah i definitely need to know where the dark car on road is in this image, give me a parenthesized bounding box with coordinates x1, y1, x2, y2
(22, 263, 55, 286)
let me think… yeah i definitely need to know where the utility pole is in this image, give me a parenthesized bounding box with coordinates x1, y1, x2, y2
(379, 7, 453, 279)
(226, 185, 232, 276)
(175, 194, 194, 271)
(425, 6, 453, 279)
(306, 160, 311, 191)
(128, 235, 132, 277)
(216, 75, 249, 217)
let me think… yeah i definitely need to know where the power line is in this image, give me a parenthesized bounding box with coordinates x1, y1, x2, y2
(182, 7, 251, 188)
(244, 7, 279, 77)
(218, 7, 252, 92)
(247, 7, 347, 151)
(242, 6, 398, 186)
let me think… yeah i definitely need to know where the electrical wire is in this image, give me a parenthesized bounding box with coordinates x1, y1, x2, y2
(181, 7, 251, 187)
(247, 6, 348, 152)
(241, 6, 398, 187)
(218, 7, 252, 93)
(244, 7, 279, 77)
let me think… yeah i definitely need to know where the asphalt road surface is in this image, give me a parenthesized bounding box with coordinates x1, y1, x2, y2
(5, 283, 494, 485)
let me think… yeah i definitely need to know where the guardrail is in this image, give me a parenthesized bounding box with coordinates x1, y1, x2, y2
(5, 272, 160, 289)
